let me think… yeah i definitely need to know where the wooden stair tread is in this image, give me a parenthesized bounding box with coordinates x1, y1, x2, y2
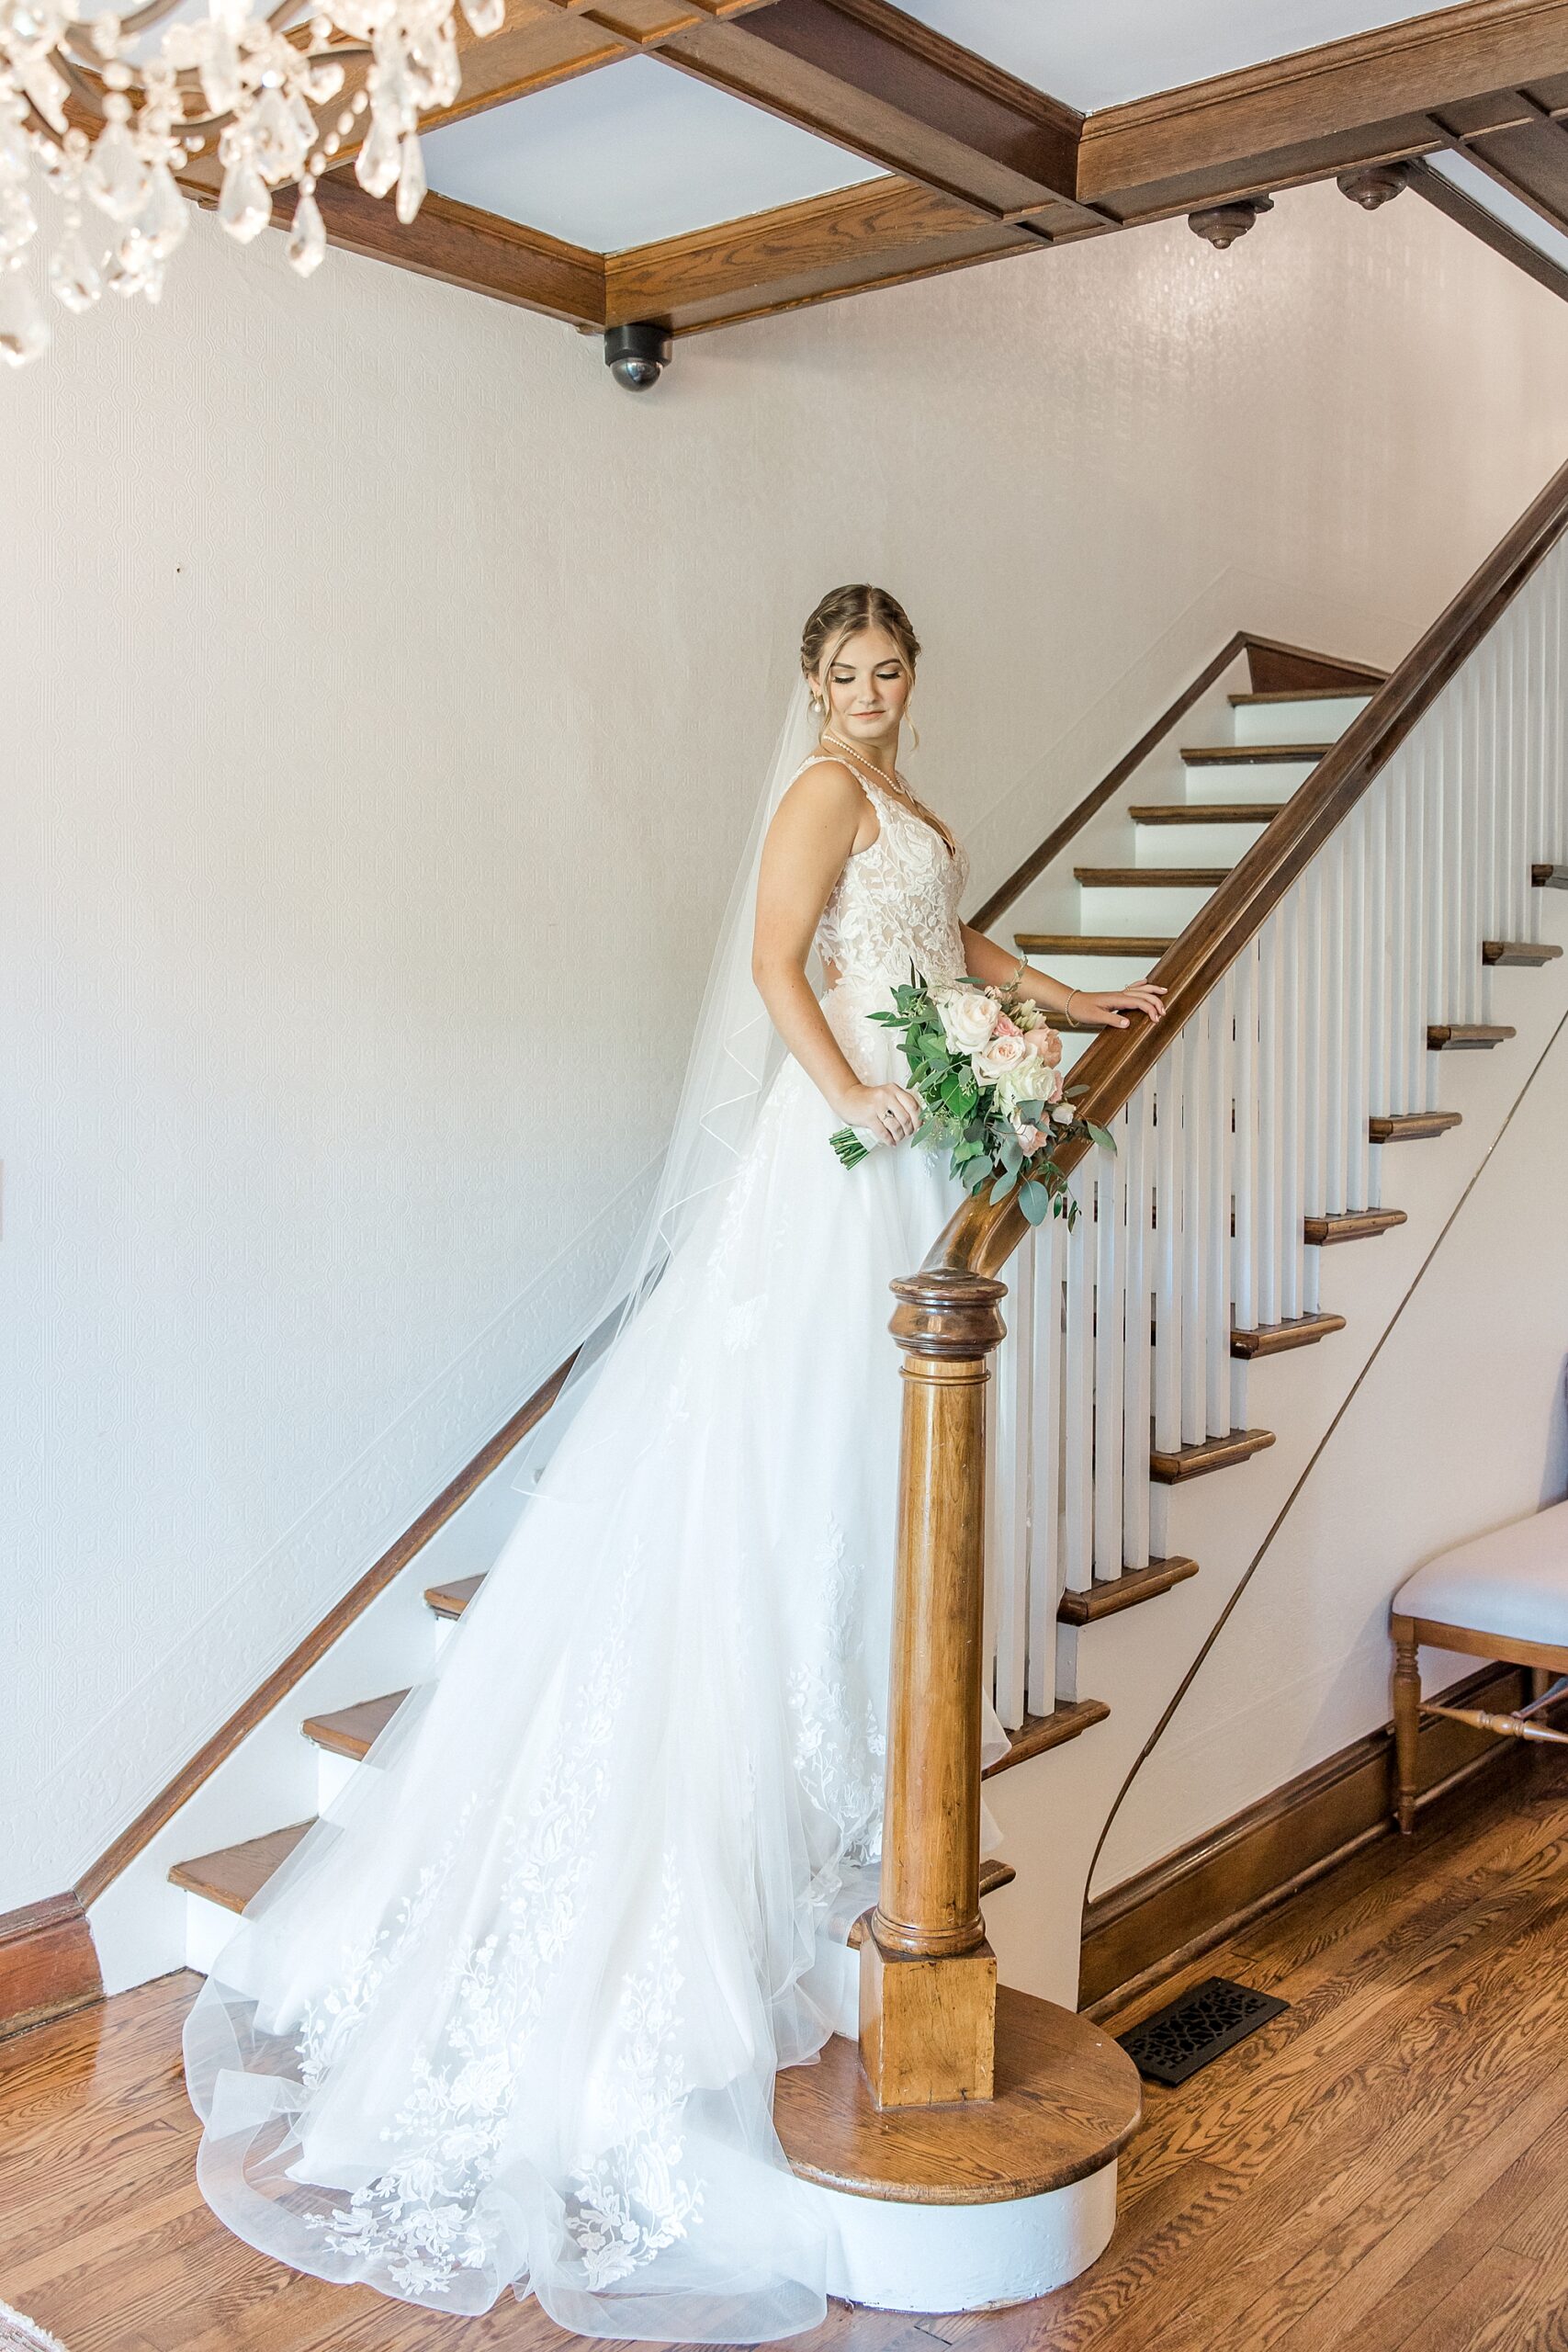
(425, 1572, 484, 1618)
(168, 1821, 311, 1911)
(1428, 1023, 1515, 1049)
(1129, 803, 1281, 825)
(301, 1690, 408, 1758)
(773, 1984, 1141, 2203)
(1229, 685, 1376, 704)
(1181, 742, 1332, 763)
(1482, 939, 1563, 966)
(1230, 1311, 1347, 1359)
(1015, 934, 1174, 956)
(1531, 864, 1568, 888)
(1149, 1427, 1275, 1483)
(1058, 1556, 1199, 1624)
(1303, 1206, 1407, 1244)
(984, 1700, 1110, 1775)
(1075, 866, 1231, 888)
(1368, 1110, 1462, 1143)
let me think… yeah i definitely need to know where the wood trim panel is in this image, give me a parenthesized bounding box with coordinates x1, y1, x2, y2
(655, 0, 1087, 225)
(75, 1354, 576, 1906)
(604, 175, 1038, 332)
(1079, 1662, 1544, 2012)
(930, 450, 1568, 1285)
(1407, 154, 1568, 305)
(265, 181, 606, 328)
(1078, 0, 1568, 221)
(0, 1893, 102, 2040)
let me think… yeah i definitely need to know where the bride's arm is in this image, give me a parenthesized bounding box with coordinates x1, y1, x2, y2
(958, 922, 1167, 1032)
(751, 764, 924, 1142)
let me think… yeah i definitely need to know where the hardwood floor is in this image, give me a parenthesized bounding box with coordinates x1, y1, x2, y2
(5, 1750, 1568, 2350)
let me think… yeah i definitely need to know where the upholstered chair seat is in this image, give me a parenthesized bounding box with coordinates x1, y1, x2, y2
(1392, 1498, 1568, 1645)
(1389, 1498, 1568, 1835)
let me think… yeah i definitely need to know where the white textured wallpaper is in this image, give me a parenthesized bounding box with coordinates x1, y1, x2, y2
(6, 178, 1568, 1906)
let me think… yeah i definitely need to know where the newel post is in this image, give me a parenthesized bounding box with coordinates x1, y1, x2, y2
(860, 1264, 1008, 2109)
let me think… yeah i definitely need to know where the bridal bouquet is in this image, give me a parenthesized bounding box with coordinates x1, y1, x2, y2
(829, 970, 1113, 1226)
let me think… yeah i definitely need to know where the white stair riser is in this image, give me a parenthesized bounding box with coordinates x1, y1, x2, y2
(1013, 952, 1161, 997)
(317, 1747, 363, 1810)
(1077, 882, 1216, 934)
(1184, 760, 1314, 806)
(185, 1889, 241, 1976)
(1232, 695, 1370, 746)
(1134, 820, 1269, 869)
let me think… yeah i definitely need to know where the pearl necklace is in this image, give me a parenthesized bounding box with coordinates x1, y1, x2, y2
(821, 729, 953, 852)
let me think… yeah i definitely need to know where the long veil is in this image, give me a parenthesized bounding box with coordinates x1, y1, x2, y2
(502, 676, 825, 1498)
(180, 678, 846, 2340)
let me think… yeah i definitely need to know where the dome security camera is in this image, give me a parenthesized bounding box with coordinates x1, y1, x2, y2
(604, 321, 672, 392)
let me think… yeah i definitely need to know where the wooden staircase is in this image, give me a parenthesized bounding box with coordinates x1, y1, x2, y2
(162, 606, 1568, 1990)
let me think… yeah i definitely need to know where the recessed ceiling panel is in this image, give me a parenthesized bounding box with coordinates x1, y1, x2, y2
(422, 55, 886, 252)
(1428, 152, 1568, 275)
(896, 1, 1437, 113)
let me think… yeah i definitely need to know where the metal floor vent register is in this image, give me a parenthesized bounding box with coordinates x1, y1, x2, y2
(1117, 1976, 1289, 2086)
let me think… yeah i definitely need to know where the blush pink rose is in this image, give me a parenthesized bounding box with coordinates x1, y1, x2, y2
(1012, 1121, 1043, 1153)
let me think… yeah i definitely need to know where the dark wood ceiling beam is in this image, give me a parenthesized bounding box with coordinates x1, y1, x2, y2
(1078, 0, 1568, 222)
(1435, 83, 1568, 237)
(271, 178, 607, 327)
(604, 175, 1054, 333)
(1405, 153, 1568, 300)
(651, 0, 1089, 229)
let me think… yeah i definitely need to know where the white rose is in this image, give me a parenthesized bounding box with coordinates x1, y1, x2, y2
(935, 985, 999, 1055)
(974, 1031, 1032, 1083)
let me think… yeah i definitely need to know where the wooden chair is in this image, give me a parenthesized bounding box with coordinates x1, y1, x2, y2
(1390, 1498, 1568, 1833)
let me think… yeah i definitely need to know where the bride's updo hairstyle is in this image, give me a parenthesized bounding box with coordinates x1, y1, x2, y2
(801, 582, 958, 851)
(800, 583, 921, 710)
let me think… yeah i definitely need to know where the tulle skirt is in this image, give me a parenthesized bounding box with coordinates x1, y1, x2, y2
(181, 982, 1003, 2340)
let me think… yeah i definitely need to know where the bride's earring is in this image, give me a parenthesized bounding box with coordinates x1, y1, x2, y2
(905, 698, 920, 752)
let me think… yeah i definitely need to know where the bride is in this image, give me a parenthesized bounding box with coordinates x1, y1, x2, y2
(181, 583, 1165, 2341)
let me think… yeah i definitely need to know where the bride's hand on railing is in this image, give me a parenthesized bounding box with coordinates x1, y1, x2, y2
(1068, 984, 1168, 1029)
(837, 1080, 924, 1144)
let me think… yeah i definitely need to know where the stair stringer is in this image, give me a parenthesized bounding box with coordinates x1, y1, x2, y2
(976, 891, 1568, 2011)
(85, 1446, 531, 1996)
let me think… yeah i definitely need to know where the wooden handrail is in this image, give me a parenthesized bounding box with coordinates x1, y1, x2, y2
(859, 448, 1568, 2110)
(936, 450, 1568, 1285)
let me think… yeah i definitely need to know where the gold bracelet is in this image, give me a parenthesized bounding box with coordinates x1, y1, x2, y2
(1065, 988, 1083, 1022)
(1012, 952, 1029, 982)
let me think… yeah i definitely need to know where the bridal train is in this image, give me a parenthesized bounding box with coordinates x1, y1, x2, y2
(181, 745, 1009, 2339)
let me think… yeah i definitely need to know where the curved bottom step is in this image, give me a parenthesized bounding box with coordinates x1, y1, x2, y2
(776, 1985, 1139, 2312)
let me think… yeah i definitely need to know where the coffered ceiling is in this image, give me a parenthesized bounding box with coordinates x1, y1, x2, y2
(231, 1, 1568, 345)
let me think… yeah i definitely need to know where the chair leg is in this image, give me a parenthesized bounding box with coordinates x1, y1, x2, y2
(1392, 1630, 1421, 1835)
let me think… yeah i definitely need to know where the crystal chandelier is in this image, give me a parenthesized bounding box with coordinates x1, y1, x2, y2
(0, 0, 503, 367)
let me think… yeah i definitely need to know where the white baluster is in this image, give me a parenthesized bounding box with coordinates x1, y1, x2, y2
(1092, 1116, 1126, 1580)
(990, 1234, 1031, 1732)
(1256, 911, 1283, 1323)
(1300, 854, 1325, 1311)
(1232, 940, 1259, 1330)
(1279, 888, 1303, 1322)
(1027, 1210, 1065, 1718)
(1121, 1078, 1153, 1572)
(1062, 1159, 1095, 1594)
(1179, 1019, 1209, 1445)
(1152, 1040, 1183, 1456)
(1206, 972, 1236, 1418)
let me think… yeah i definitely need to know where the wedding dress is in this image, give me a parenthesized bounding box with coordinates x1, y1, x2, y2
(182, 701, 1008, 2341)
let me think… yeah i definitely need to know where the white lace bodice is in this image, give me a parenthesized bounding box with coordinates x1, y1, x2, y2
(806, 757, 970, 995)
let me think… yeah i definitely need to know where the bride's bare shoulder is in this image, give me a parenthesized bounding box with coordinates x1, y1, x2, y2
(773, 756, 866, 829)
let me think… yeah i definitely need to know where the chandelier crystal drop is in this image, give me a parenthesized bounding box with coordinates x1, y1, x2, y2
(0, 0, 502, 366)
